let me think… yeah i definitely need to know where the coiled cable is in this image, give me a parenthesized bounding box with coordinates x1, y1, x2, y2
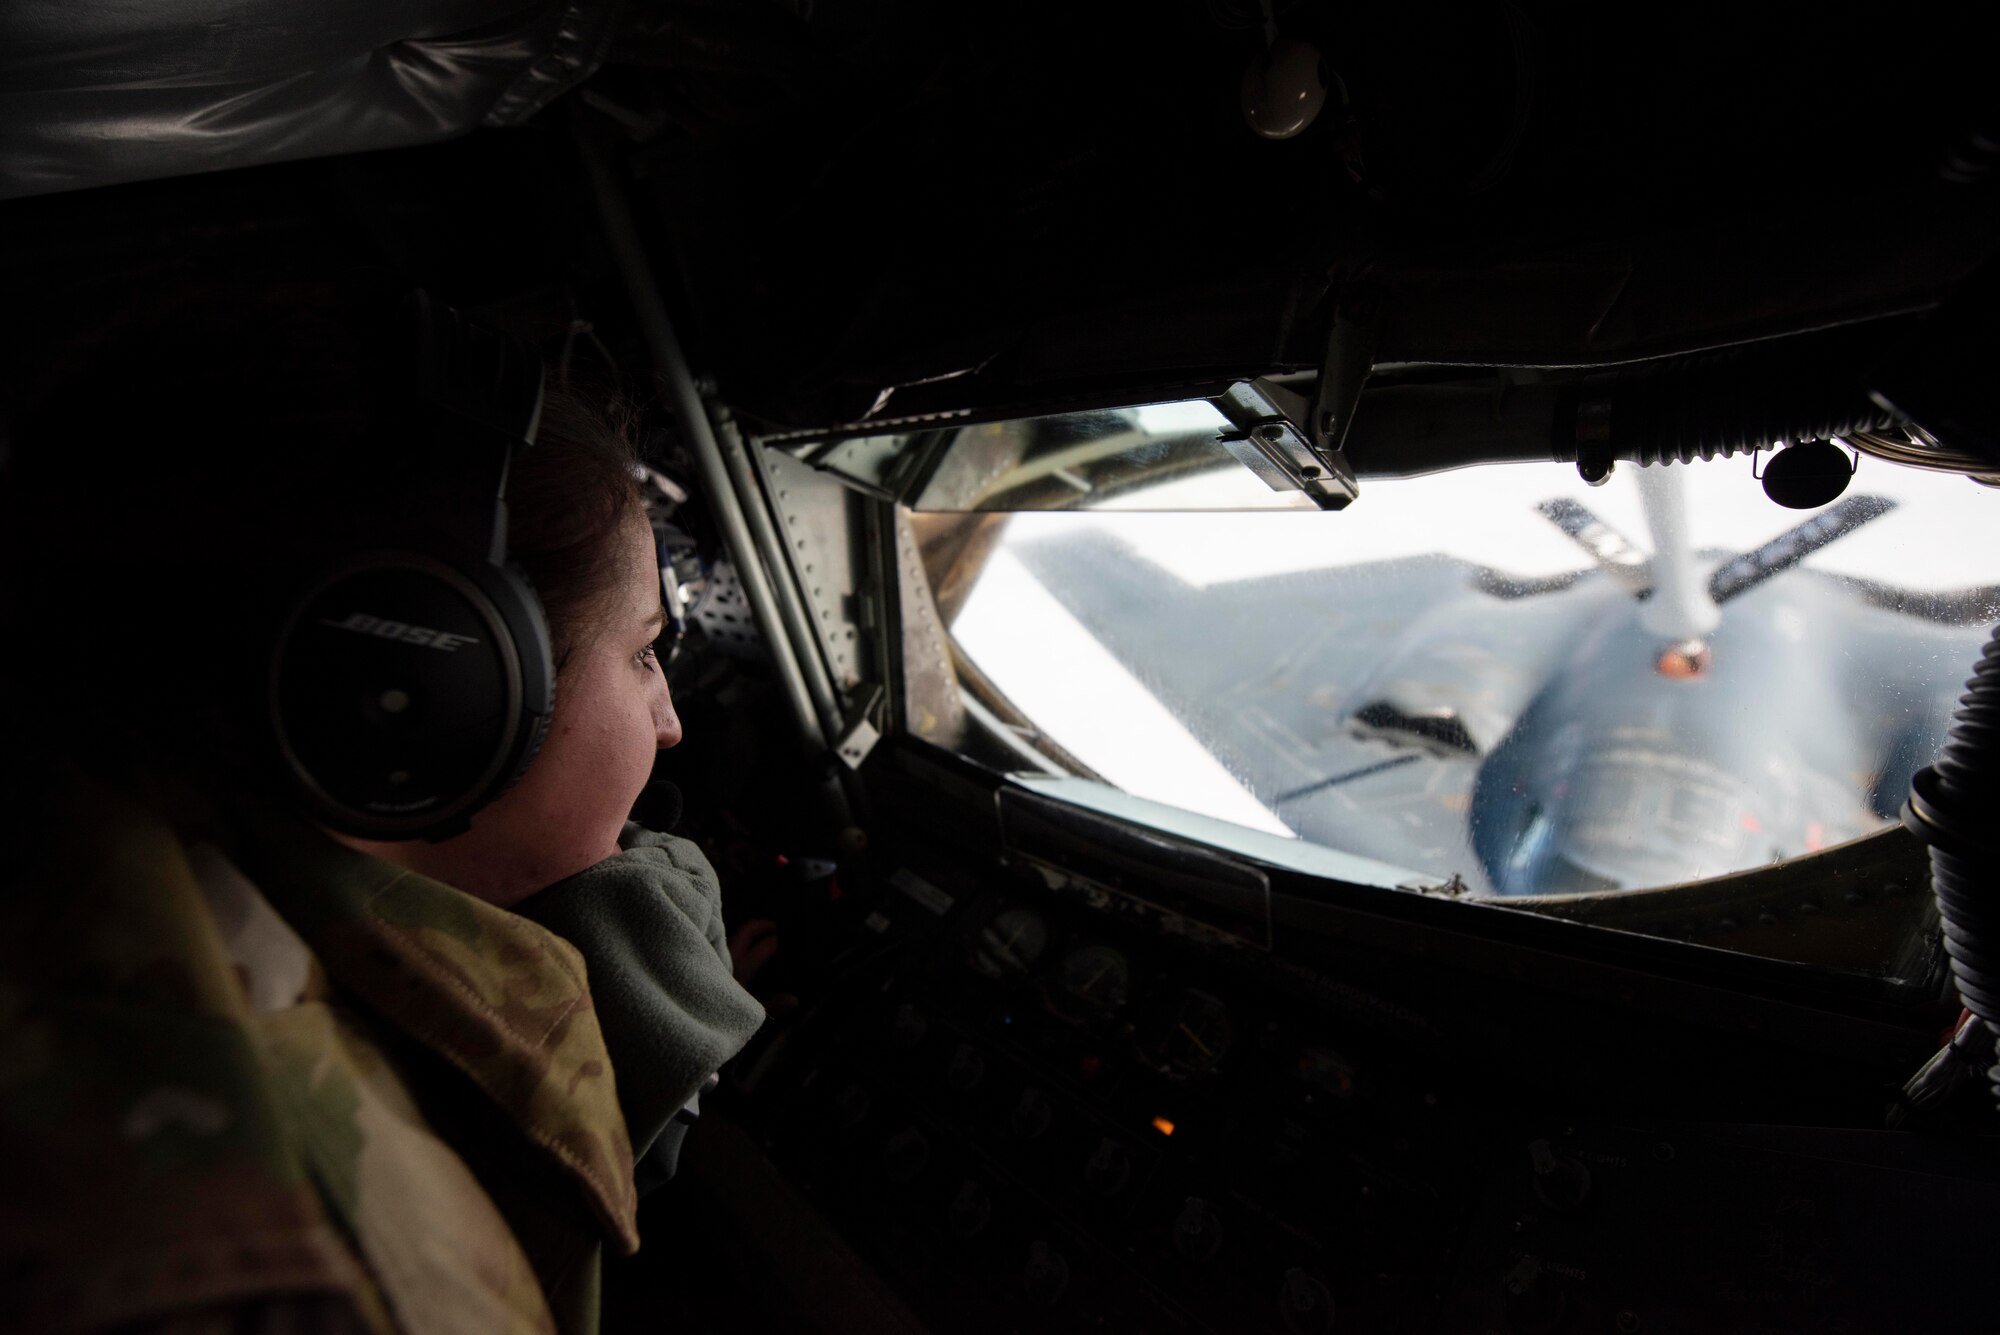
(1904, 624, 2000, 1111)
(1848, 425, 2000, 487)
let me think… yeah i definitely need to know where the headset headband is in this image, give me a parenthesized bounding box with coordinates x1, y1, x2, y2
(266, 292, 556, 840)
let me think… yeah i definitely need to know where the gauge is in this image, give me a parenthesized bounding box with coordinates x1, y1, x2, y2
(969, 906, 1049, 978)
(1141, 989, 1234, 1079)
(1049, 945, 1132, 1022)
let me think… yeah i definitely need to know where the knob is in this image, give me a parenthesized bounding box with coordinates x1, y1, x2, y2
(948, 1179, 993, 1239)
(1241, 36, 1331, 141)
(1011, 1087, 1054, 1140)
(946, 1043, 985, 1093)
(890, 1002, 928, 1050)
(1277, 1268, 1336, 1335)
(1760, 438, 1855, 510)
(831, 1082, 871, 1130)
(1085, 1137, 1132, 1196)
(1023, 1240, 1071, 1307)
(882, 1126, 930, 1184)
(1174, 1196, 1223, 1262)
(1528, 1139, 1591, 1213)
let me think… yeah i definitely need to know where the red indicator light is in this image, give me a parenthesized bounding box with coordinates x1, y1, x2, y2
(1151, 1116, 1176, 1137)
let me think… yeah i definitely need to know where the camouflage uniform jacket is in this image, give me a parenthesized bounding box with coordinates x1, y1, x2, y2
(0, 776, 641, 1335)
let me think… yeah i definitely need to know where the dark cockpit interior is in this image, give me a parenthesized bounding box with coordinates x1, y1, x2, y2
(5, 2, 2000, 1331)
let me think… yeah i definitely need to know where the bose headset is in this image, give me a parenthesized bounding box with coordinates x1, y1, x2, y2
(267, 291, 556, 841)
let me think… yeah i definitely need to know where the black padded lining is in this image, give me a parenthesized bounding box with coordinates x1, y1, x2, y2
(0, 0, 627, 200)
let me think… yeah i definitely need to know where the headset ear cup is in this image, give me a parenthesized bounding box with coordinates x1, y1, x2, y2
(263, 290, 553, 842)
(269, 554, 552, 840)
(399, 561, 554, 841)
(482, 558, 556, 799)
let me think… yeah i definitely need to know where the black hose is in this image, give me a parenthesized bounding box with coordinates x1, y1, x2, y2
(1904, 625, 2000, 1110)
(1608, 394, 1898, 467)
(1592, 329, 1902, 468)
(1349, 325, 1909, 480)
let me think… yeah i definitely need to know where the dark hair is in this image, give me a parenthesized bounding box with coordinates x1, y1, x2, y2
(0, 283, 644, 766)
(507, 389, 645, 668)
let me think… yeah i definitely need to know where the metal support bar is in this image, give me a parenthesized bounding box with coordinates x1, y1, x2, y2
(1304, 287, 1381, 504)
(577, 126, 829, 760)
(719, 407, 849, 742)
(861, 497, 905, 735)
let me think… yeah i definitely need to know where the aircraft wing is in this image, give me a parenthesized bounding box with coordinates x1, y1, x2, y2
(1707, 494, 1896, 604)
(1535, 497, 1652, 596)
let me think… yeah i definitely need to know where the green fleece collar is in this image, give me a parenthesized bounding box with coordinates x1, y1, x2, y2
(513, 824, 765, 1174)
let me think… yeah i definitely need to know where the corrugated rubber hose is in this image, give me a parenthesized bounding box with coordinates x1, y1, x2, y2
(1905, 623, 2000, 1110)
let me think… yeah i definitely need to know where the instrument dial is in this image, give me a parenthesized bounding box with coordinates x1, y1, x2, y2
(970, 906, 1049, 978)
(1142, 988, 1235, 1079)
(1050, 945, 1132, 1021)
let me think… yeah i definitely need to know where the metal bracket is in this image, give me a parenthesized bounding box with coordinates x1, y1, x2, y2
(835, 716, 881, 769)
(835, 684, 886, 769)
(1214, 379, 1360, 509)
(1211, 288, 1379, 510)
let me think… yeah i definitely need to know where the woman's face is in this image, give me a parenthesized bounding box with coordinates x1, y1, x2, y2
(367, 510, 681, 904)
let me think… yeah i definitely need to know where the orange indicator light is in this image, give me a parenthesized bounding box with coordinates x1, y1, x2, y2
(1151, 1116, 1177, 1137)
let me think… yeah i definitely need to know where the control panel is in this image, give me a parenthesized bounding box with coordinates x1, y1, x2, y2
(759, 867, 1477, 1333)
(745, 859, 2000, 1334)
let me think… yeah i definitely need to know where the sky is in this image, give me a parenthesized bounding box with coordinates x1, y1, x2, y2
(1006, 451, 2000, 590)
